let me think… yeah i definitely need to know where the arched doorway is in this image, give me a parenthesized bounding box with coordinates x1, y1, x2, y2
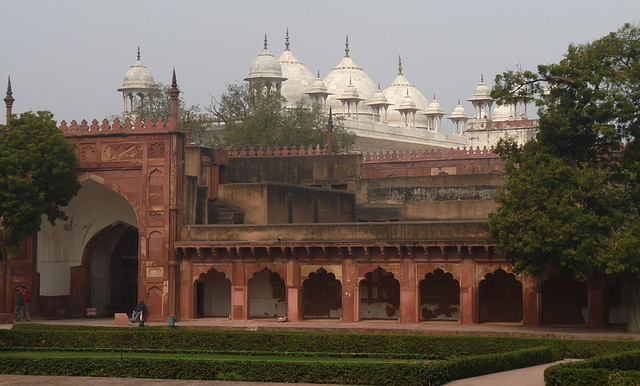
(419, 268, 460, 321)
(478, 268, 522, 323)
(359, 267, 400, 320)
(249, 268, 286, 318)
(86, 223, 138, 317)
(541, 274, 587, 325)
(196, 268, 231, 318)
(302, 268, 342, 319)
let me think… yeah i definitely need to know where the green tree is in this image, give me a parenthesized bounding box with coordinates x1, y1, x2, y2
(488, 23, 640, 331)
(0, 111, 81, 254)
(210, 83, 355, 153)
(135, 83, 218, 147)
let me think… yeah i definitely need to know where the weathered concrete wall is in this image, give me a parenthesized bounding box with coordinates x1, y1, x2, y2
(228, 154, 362, 184)
(218, 182, 356, 224)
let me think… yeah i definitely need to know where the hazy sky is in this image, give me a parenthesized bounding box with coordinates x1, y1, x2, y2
(2, 1, 640, 134)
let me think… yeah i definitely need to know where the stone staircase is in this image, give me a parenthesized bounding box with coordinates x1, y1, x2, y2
(208, 202, 245, 224)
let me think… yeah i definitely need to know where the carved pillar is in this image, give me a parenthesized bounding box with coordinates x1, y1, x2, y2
(231, 259, 247, 320)
(587, 276, 605, 328)
(399, 257, 417, 323)
(459, 257, 478, 324)
(522, 275, 540, 327)
(286, 259, 302, 322)
(341, 257, 358, 322)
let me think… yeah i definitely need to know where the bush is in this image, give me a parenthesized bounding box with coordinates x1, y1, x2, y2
(545, 350, 640, 386)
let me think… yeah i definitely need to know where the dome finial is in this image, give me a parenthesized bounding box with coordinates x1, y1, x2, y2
(458, 98, 461, 105)
(285, 28, 290, 51)
(433, 94, 436, 100)
(398, 55, 403, 75)
(345, 35, 350, 57)
(481, 74, 484, 82)
(317, 70, 321, 78)
(264, 34, 268, 49)
(137, 46, 141, 61)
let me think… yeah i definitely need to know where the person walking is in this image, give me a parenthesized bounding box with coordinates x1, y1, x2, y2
(14, 289, 24, 322)
(21, 286, 31, 321)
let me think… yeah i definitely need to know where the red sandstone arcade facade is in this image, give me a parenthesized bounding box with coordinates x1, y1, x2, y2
(0, 78, 624, 329)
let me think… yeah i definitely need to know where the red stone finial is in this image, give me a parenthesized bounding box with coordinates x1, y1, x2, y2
(169, 68, 180, 131)
(4, 76, 14, 126)
(326, 107, 333, 155)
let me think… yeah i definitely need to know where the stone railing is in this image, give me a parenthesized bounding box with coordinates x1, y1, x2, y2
(59, 116, 177, 137)
(228, 144, 327, 157)
(363, 146, 498, 163)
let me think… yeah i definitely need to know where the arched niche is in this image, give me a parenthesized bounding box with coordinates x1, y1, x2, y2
(419, 268, 460, 321)
(196, 268, 231, 318)
(478, 268, 523, 323)
(302, 267, 342, 319)
(37, 176, 138, 318)
(541, 273, 587, 325)
(359, 267, 400, 320)
(248, 268, 286, 318)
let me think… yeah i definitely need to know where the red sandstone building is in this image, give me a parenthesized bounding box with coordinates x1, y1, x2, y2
(0, 76, 626, 329)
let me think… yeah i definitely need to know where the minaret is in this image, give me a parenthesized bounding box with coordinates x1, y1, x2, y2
(4, 76, 14, 126)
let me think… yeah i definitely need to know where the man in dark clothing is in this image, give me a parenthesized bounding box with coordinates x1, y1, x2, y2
(21, 286, 31, 321)
(131, 301, 147, 323)
(14, 289, 24, 322)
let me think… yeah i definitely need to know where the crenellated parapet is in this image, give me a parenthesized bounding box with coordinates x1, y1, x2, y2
(59, 116, 178, 137)
(363, 146, 497, 163)
(229, 144, 326, 157)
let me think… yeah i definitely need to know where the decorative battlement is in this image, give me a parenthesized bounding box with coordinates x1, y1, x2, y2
(363, 146, 498, 163)
(228, 144, 327, 157)
(59, 116, 178, 137)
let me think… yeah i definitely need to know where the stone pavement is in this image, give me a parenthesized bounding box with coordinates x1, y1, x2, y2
(0, 318, 636, 385)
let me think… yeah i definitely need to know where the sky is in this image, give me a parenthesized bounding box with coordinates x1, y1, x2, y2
(2, 1, 640, 134)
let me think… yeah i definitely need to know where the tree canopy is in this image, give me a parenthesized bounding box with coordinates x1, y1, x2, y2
(0, 111, 81, 254)
(488, 23, 640, 330)
(210, 83, 356, 153)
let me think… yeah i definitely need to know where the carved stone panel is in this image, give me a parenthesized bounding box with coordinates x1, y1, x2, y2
(101, 143, 143, 162)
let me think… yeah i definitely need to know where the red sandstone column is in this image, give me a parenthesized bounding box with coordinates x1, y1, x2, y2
(587, 276, 605, 328)
(286, 260, 302, 322)
(459, 258, 478, 324)
(522, 275, 540, 327)
(341, 258, 358, 322)
(179, 260, 193, 320)
(231, 259, 247, 320)
(399, 257, 418, 323)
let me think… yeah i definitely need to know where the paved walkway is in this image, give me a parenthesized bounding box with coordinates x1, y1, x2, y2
(0, 318, 634, 385)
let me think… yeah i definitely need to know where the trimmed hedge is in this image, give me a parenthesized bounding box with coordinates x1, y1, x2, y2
(0, 346, 561, 385)
(545, 350, 640, 386)
(4, 323, 555, 359)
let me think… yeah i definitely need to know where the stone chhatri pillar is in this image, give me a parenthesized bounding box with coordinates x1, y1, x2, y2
(4, 76, 14, 126)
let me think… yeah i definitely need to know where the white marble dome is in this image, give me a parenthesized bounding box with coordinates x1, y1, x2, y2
(278, 34, 316, 107)
(323, 38, 377, 115)
(470, 78, 492, 100)
(450, 101, 468, 118)
(383, 61, 429, 127)
(120, 50, 154, 90)
(246, 37, 284, 81)
(493, 104, 512, 121)
(425, 96, 443, 114)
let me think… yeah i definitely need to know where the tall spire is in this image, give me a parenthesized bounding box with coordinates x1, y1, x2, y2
(137, 46, 141, 61)
(169, 68, 180, 131)
(4, 76, 14, 126)
(326, 106, 333, 155)
(285, 28, 290, 51)
(345, 35, 350, 57)
(398, 55, 403, 75)
(264, 34, 268, 49)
